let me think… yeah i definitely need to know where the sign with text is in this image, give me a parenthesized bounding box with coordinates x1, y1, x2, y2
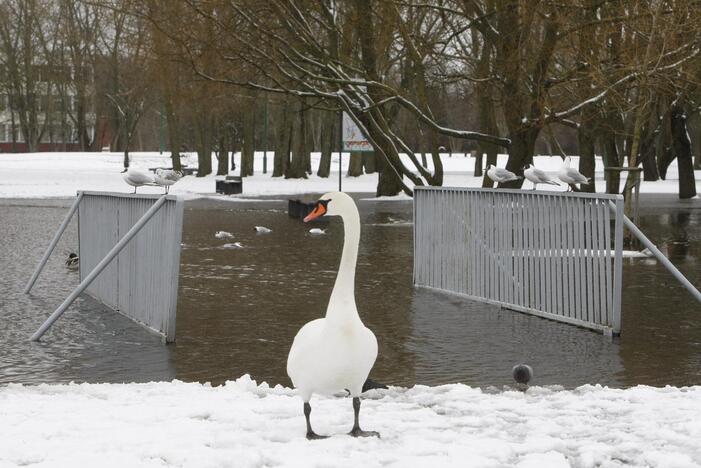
(342, 112, 373, 152)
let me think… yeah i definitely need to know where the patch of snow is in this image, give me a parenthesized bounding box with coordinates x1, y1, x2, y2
(0, 151, 698, 199)
(1, 377, 700, 467)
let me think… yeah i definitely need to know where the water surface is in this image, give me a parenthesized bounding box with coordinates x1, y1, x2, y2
(1, 195, 699, 388)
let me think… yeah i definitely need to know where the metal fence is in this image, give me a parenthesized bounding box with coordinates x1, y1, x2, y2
(414, 187, 624, 335)
(78, 191, 184, 341)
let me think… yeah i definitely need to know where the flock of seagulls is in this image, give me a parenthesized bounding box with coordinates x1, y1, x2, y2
(488, 157, 591, 191)
(122, 167, 183, 194)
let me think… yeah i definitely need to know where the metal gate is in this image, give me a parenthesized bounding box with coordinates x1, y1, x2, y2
(77, 192, 183, 341)
(413, 187, 624, 335)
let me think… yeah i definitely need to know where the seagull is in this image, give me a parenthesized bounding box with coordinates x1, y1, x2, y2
(254, 226, 272, 234)
(222, 242, 244, 249)
(486, 164, 521, 184)
(122, 167, 155, 193)
(309, 228, 326, 235)
(524, 164, 560, 190)
(65, 253, 79, 270)
(153, 169, 183, 194)
(215, 231, 234, 239)
(558, 157, 591, 190)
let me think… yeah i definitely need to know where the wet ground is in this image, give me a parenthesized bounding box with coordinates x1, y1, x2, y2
(1, 194, 699, 388)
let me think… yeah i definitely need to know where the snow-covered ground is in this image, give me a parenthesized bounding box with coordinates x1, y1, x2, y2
(1, 376, 700, 468)
(0, 151, 698, 199)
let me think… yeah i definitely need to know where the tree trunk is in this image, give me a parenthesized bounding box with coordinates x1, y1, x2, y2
(577, 118, 596, 193)
(670, 105, 697, 199)
(602, 128, 621, 194)
(640, 126, 660, 181)
(241, 96, 255, 177)
(195, 115, 212, 177)
(317, 112, 334, 177)
(375, 150, 403, 196)
(498, 128, 538, 189)
(474, 151, 483, 177)
(347, 152, 363, 176)
(164, 92, 182, 171)
(217, 135, 229, 175)
(657, 110, 675, 179)
(362, 151, 376, 174)
(286, 99, 308, 179)
(273, 97, 291, 177)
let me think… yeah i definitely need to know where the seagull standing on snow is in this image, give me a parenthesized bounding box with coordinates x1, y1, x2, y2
(558, 157, 591, 191)
(524, 164, 560, 190)
(486, 164, 521, 184)
(153, 169, 183, 194)
(254, 226, 272, 234)
(122, 167, 155, 193)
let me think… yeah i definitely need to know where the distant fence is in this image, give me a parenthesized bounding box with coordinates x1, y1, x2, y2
(414, 187, 624, 335)
(78, 192, 183, 341)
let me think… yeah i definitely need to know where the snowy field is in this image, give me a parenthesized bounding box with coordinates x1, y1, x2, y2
(0, 151, 698, 199)
(1, 376, 700, 468)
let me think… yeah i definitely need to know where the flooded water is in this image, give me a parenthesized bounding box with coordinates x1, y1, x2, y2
(1, 195, 699, 388)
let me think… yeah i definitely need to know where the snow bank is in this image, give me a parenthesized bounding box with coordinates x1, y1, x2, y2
(1, 376, 700, 467)
(0, 151, 697, 199)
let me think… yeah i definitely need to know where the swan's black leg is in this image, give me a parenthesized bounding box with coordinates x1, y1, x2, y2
(349, 397, 380, 438)
(304, 402, 328, 440)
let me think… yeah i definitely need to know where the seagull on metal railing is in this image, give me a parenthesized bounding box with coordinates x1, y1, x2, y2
(486, 164, 521, 184)
(154, 169, 184, 194)
(558, 157, 591, 191)
(524, 164, 560, 190)
(122, 167, 155, 193)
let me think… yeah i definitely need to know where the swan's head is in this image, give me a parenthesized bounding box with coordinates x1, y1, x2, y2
(303, 191, 353, 222)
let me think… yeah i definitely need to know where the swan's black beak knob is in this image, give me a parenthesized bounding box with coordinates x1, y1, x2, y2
(304, 200, 329, 223)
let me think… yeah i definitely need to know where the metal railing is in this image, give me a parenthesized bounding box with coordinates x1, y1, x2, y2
(414, 187, 624, 335)
(28, 191, 183, 342)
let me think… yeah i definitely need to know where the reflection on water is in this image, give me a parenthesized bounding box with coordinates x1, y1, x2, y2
(0, 196, 699, 388)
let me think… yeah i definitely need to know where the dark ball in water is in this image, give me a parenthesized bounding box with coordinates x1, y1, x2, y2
(512, 364, 533, 385)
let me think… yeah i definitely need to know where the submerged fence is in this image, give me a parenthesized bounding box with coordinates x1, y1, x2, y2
(414, 187, 624, 335)
(78, 192, 183, 341)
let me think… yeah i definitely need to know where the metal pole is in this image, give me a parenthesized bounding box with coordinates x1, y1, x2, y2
(30, 195, 169, 341)
(338, 110, 343, 192)
(609, 200, 701, 305)
(24, 192, 84, 294)
(612, 199, 624, 335)
(263, 93, 268, 174)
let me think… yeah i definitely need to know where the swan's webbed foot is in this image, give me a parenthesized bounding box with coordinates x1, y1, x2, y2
(306, 430, 330, 440)
(348, 396, 380, 438)
(349, 427, 380, 438)
(303, 402, 328, 440)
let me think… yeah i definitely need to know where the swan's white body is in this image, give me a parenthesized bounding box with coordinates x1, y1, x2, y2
(487, 165, 520, 183)
(123, 167, 155, 193)
(558, 157, 591, 186)
(287, 192, 378, 402)
(524, 165, 559, 190)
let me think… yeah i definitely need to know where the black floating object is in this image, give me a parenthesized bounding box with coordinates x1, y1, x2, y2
(512, 364, 533, 385)
(362, 378, 388, 393)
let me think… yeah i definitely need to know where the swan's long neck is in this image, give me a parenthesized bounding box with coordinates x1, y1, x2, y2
(326, 204, 361, 325)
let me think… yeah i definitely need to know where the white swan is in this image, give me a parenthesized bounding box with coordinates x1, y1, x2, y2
(287, 192, 379, 440)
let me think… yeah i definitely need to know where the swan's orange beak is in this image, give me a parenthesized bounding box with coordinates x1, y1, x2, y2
(304, 201, 327, 223)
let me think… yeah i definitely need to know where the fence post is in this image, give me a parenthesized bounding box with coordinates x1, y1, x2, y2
(612, 199, 624, 335)
(30, 195, 169, 341)
(24, 192, 84, 294)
